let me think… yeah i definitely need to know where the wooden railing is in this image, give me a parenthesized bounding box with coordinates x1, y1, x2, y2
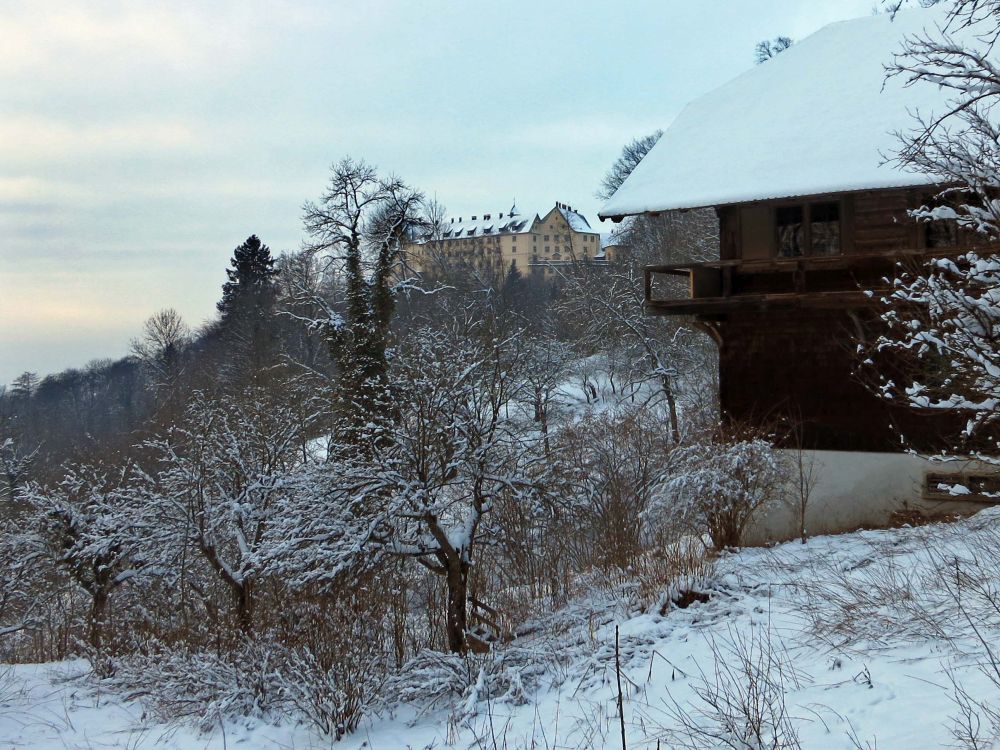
(643, 248, 971, 315)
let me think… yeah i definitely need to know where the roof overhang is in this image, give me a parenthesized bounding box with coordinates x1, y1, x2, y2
(599, 8, 953, 223)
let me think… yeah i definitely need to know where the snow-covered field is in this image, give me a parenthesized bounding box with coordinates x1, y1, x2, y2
(4, 507, 999, 749)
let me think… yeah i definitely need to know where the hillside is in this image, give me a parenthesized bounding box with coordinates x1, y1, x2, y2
(4, 507, 999, 749)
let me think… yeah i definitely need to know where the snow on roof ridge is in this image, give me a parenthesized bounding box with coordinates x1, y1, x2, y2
(425, 201, 598, 242)
(555, 202, 593, 232)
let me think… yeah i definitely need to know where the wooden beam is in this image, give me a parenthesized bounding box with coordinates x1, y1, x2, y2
(645, 289, 878, 316)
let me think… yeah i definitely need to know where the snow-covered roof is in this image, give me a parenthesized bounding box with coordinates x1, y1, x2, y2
(556, 205, 592, 232)
(438, 210, 538, 240)
(600, 8, 955, 219)
(601, 229, 627, 249)
(424, 202, 598, 242)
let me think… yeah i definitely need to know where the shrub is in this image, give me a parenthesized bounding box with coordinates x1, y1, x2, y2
(647, 436, 787, 550)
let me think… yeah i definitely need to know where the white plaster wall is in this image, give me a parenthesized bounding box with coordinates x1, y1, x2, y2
(746, 450, 996, 545)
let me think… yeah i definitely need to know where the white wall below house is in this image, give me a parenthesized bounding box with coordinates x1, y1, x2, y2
(747, 449, 997, 545)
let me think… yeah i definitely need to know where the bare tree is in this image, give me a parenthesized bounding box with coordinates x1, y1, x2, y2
(518, 334, 574, 454)
(16, 465, 148, 653)
(755, 36, 794, 64)
(141, 385, 323, 634)
(872, 0, 1000, 473)
(886, 0, 1000, 235)
(268, 326, 550, 654)
(784, 419, 818, 544)
(597, 131, 663, 202)
(300, 158, 424, 437)
(557, 261, 714, 443)
(131, 308, 191, 387)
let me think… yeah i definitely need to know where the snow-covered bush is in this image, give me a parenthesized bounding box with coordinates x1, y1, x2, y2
(383, 643, 552, 723)
(276, 643, 383, 738)
(106, 634, 385, 737)
(646, 437, 788, 550)
(105, 639, 285, 730)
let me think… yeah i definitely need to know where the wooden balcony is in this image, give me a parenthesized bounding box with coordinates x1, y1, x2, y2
(644, 249, 959, 316)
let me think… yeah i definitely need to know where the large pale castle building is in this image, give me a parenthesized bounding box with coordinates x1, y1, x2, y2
(404, 202, 605, 279)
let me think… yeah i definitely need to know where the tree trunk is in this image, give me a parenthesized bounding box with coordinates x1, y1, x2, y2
(236, 582, 253, 634)
(661, 372, 681, 444)
(445, 559, 470, 654)
(90, 588, 108, 652)
(539, 401, 550, 456)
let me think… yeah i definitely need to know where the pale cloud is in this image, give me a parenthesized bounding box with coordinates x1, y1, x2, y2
(505, 116, 670, 152)
(0, 117, 207, 165)
(0, 0, 900, 385)
(0, 0, 390, 81)
(1, 1, 268, 79)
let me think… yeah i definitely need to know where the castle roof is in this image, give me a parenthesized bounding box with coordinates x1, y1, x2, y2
(428, 202, 596, 242)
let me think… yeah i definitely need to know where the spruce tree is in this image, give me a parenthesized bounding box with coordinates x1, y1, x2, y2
(217, 235, 279, 320)
(216, 235, 280, 376)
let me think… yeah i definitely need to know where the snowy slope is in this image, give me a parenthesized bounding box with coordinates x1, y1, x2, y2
(4, 508, 1000, 749)
(600, 7, 957, 217)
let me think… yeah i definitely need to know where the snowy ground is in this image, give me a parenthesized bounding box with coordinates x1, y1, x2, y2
(4, 507, 999, 749)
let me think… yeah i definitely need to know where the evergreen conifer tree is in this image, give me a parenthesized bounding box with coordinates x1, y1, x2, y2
(216, 235, 281, 376)
(217, 235, 279, 319)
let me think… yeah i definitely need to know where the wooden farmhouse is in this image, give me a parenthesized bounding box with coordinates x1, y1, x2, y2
(600, 9, 998, 538)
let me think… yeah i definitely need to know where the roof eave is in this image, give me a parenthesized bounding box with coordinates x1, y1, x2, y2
(599, 178, 945, 221)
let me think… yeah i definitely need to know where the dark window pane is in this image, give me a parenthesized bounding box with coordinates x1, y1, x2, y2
(926, 219, 960, 248)
(810, 202, 841, 255)
(776, 206, 804, 257)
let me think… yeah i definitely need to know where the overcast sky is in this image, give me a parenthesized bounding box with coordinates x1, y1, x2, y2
(0, 0, 880, 386)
